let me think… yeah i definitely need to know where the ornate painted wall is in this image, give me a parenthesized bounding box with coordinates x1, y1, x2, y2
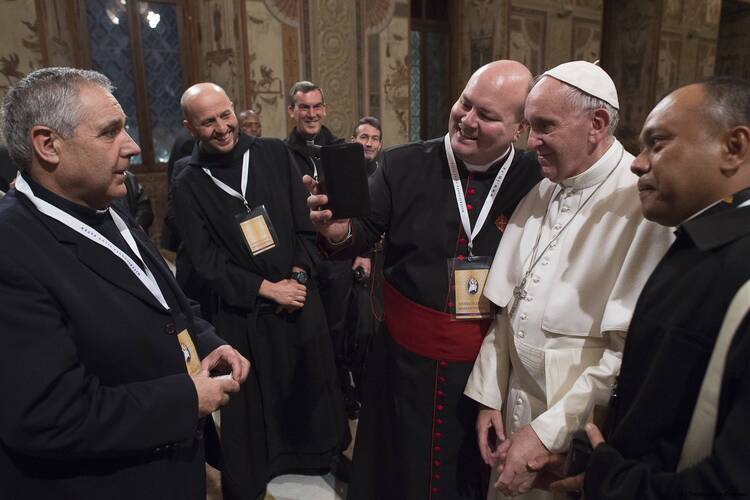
(304, 0, 361, 138)
(194, 0, 246, 108)
(453, 0, 509, 97)
(601, 0, 662, 153)
(715, 0, 750, 81)
(602, 0, 721, 153)
(243, 0, 289, 138)
(509, 0, 603, 76)
(0, 0, 44, 100)
(656, 0, 721, 100)
(370, 0, 409, 146)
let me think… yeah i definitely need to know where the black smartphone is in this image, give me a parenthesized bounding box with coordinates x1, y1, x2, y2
(318, 142, 371, 219)
(565, 429, 593, 475)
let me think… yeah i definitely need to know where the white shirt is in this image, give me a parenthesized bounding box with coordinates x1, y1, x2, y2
(465, 140, 675, 452)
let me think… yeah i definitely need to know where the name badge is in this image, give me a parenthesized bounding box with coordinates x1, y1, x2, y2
(236, 204, 278, 256)
(177, 329, 202, 375)
(448, 256, 494, 320)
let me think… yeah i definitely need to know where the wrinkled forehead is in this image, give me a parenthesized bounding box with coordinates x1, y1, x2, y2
(525, 77, 580, 119)
(640, 87, 703, 141)
(294, 90, 324, 106)
(192, 96, 234, 122)
(356, 124, 380, 137)
(77, 84, 125, 123)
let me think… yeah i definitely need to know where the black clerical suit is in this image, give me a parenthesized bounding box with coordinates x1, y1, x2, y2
(0, 175, 225, 500)
(172, 134, 346, 499)
(584, 195, 750, 499)
(325, 137, 541, 500)
(285, 125, 355, 410)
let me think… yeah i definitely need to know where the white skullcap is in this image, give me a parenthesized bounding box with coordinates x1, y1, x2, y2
(542, 61, 619, 110)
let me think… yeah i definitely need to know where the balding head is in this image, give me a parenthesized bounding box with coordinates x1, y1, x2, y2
(472, 60, 534, 120)
(448, 60, 533, 165)
(631, 78, 750, 226)
(181, 82, 239, 154)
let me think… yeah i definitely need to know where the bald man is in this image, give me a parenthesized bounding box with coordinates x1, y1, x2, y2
(173, 83, 346, 500)
(307, 61, 542, 499)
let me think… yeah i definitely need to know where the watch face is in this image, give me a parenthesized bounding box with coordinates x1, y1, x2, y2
(293, 271, 309, 285)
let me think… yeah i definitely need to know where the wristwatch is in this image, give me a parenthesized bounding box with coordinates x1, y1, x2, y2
(291, 270, 309, 286)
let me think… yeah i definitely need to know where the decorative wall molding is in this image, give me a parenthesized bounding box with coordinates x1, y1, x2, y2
(306, 0, 360, 138)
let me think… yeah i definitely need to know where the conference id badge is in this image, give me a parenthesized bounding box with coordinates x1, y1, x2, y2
(236, 205, 278, 256)
(178, 329, 202, 376)
(448, 256, 494, 320)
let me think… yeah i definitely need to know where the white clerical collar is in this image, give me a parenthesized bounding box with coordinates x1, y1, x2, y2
(680, 194, 750, 227)
(463, 146, 512, 172)
(560, 140, 622, 190)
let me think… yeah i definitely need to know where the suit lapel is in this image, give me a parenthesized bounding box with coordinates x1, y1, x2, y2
(22, 195, 167, 312)
(131, 224, 187, 310)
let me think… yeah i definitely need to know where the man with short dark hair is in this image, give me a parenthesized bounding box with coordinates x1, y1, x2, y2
(0, 67, 249, 500)
(285, 80, 343, 177)
(284, 81, 354, 434)
(351, 116, 383, 170)
(345, 116, 385, 414)
(538, 76, 750, 500)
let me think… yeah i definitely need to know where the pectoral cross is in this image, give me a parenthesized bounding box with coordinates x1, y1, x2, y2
(509, 278, 527, 317)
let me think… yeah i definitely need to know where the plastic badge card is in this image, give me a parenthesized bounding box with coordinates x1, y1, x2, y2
(448, 256, 494, 320)
(178, 329, 202, 375)
(236, 205, 278, 256)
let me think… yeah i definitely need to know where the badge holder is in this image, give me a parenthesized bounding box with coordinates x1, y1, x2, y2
(236, 205, 278, 256)
(177, 329, 202, 375)
(447, 256, 494, 320)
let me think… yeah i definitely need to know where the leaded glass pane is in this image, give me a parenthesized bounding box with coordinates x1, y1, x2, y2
(409, 30, 421, 142)
(140, 2, 183, 163)
(425, 32, 449, 140)
(86, 0, 142, 164)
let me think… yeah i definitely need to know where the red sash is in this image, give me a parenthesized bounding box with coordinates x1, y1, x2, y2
(383, 279, 491, 362)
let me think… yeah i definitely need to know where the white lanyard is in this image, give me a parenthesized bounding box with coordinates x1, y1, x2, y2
(444, 134, 515, 256)
(15, 174, 170, 310)
(202, 149, 250, 210)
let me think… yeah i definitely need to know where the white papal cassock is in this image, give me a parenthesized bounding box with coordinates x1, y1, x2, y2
(464, 141, 675, 500)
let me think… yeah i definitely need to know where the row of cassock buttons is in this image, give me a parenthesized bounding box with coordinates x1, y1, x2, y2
(432, 360, 449, 495)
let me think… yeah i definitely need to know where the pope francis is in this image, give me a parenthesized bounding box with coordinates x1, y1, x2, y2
(464, 61, 675, 499)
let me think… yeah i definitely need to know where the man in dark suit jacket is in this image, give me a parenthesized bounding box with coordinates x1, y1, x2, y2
(0, 67, 250, 500)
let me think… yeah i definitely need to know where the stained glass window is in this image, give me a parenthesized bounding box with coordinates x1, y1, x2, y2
(86, 0, 141, 164)
(85, 0, 185, 166)
(140, 2, 183, 163)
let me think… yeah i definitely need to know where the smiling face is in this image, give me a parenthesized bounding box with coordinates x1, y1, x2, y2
(352, 123, 382, 160)
(448, 62, 529, 165)
(631, 84, 727, 226)
(289, 89, 326, 138)
(182, 85, 239, 154)
(525, 77, 601, 182)
(53, 84, 141, 208)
